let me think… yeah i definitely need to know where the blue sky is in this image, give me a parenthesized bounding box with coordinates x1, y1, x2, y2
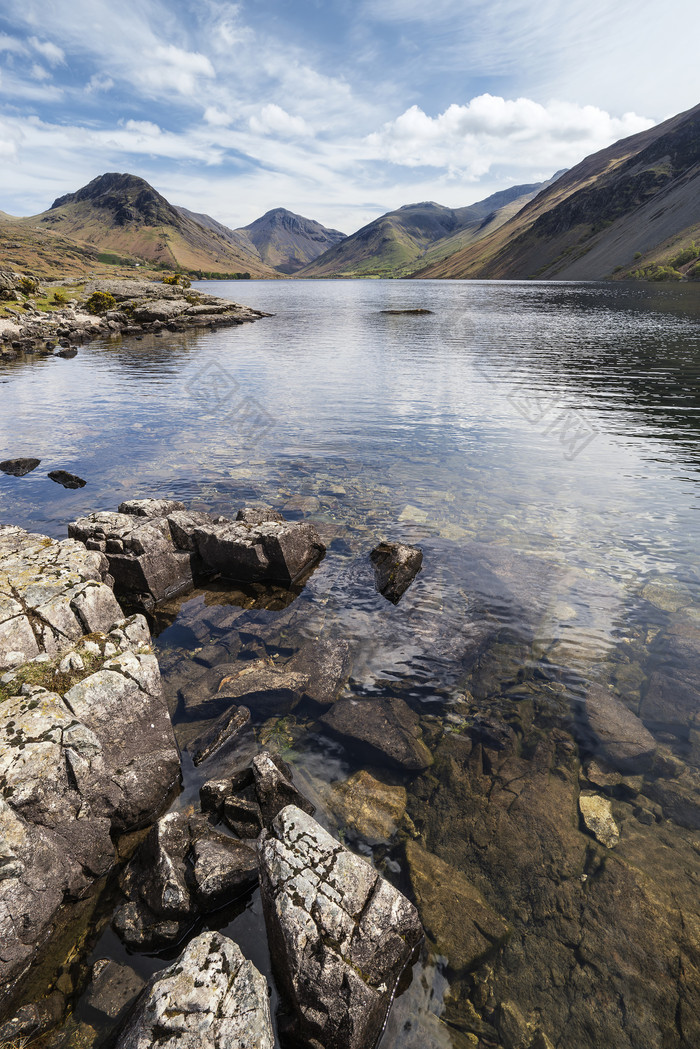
(0, 0, 698, 233)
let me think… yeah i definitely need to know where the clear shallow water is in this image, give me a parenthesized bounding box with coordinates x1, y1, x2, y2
(1, 278, 700, 1049)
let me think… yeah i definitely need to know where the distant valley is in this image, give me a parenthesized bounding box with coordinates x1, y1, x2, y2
(1, 101, 698, 282)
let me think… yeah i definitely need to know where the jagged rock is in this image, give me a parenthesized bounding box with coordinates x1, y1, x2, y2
(236, 505, 284, 525)
(252, 751, 315, 824)
(0, 458, 41, 477)
(193, 518, 325, 583)
(370, 540, 423, 604)
(120, 811, 193, 920)
(118, 931, 274, 1049)
(259, 805, 423, 1049)
(579, 794, 620, 848)
(585, 684, 656, 770)
(181, 659, 308, 718)
(321, 696, 433, 770)
(112, 898, 191, 951)
(167, 509, 215, 551)
(47, 469, 86, 489)
(68, 510, 196, 608)
(329, 770, 406, 841)
(190, 705, 251, 766)
(287, 638, 351, 706)
(405, 841, 509, 971)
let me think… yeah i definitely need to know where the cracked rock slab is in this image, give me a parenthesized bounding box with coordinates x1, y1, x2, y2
(118, 930, 273, 1049)
(259, 805, 422, 1049)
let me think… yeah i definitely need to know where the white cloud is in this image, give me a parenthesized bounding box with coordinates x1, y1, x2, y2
(86, 73, 114, 92)
(29, 36, 65, 64)
(366, 95, 654, 177)
(249, 104, 311, 139)
(135, 44, 215, 96)
(30, 63, 50, 80)
(203, 106, 231, 127)
(0, 32, 26, 53)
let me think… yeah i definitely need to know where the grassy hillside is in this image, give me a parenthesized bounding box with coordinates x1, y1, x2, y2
(14, 173, 277, 278)
(416, 103, 700, 281)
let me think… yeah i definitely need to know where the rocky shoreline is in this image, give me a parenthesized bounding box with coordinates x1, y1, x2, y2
(0, 273, 266, 359)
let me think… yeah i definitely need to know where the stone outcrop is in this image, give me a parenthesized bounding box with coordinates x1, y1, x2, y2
(200, 750, 314, 838)
(259, 805, 423, 1049)
(118, 931, 274, 1049)
(68, 498, 326, 610)
(0, 458, 41, 477)
(370, 540, 423, 604)
(0, 524, 121, 671)
(0, 524, 180, 1013)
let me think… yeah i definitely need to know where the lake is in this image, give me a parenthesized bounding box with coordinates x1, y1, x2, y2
(1, 278, 700, 1048)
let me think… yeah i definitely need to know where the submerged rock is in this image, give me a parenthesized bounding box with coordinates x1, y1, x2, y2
(83, 959, 145, 1024)
(0, 458, 41, 477)
(405, 841, 509, 971)
(371, 540, 423, 603)
(321, 696, 433, 770)
(259, 805, 422, 1049)
(585, 683, 656, 770)
(199, 750, 314, 838)
(190, 704, 251, 766)
(329, 770, 406, 841)
(182, 658, 308, 718)
(287, 638, 352, 706)
(579, 793, 620, 849)
(118, 931, 274, 1049)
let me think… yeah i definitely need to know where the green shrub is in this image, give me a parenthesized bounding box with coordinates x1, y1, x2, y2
(52, 291, 68, 305)
(18, 275, 38, 294)
(669, 243, 700, 269)
(162, 273, 191, 288)
(84, 291, 117, 315)
(688, 262, 700, 280)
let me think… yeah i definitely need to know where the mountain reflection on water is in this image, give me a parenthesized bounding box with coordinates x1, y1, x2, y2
(1, 278, 699, 1049)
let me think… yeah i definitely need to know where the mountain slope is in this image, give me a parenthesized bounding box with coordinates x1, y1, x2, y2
(297, 181, 554, 278)
(415, 102, 700, 280)
(239, 208, 346, 274)
(23, 173, 277, 276)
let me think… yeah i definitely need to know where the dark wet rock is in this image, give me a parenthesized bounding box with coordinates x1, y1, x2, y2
(55, 347, 78, 359)
(200, 750, 313, 838)
(118, 931, 274, 1049)
(181, 658, 308, 718)
(112, 898, 191, 951)
(371, 540, 423, 603)
(194, 518, 325, 584)
(120, 811, 193, 921)
(0, 993, 64, 1044)
(405, 840, 509, 971)
(48, 469, 86, 489)
(223, 792, 264, 839)
(585, 683, 656, 770)
(83, 959, 145, 1023)
(380, 308, 433, 314)
(259, 805, 423, 1049)
(321, 696, 433, 770)
(190, 704, 251, 766)
(493, 1000, 530, 1049)
(287, 638, 351, 706)
(0, 457, 41, 477)
(192, 832, 257, 908)
(641, 670, 699, 738)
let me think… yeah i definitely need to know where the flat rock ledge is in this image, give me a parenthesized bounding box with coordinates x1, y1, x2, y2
(118, 931, 274, 1049)
(259, 805, 423, 1049)
(68, 498, 326, 611)
(0, 274, 266, 359)
(0, 525, 179, 1012)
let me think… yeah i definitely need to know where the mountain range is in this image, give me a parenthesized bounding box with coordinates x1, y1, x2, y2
(1, 100, 698, 282)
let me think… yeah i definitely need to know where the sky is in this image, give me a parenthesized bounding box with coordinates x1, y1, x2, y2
(0, 0, 698, 234)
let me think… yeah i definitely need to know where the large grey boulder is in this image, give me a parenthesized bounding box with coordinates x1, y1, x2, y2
(118, 931, 274, 1049)
(194, 518, 325, 584)
(259, 805, 423, 1049)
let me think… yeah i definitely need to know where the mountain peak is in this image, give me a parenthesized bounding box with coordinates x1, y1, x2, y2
(50, 172, 176, 227)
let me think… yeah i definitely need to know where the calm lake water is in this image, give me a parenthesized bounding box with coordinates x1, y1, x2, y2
(1, 278, 700, 1049)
